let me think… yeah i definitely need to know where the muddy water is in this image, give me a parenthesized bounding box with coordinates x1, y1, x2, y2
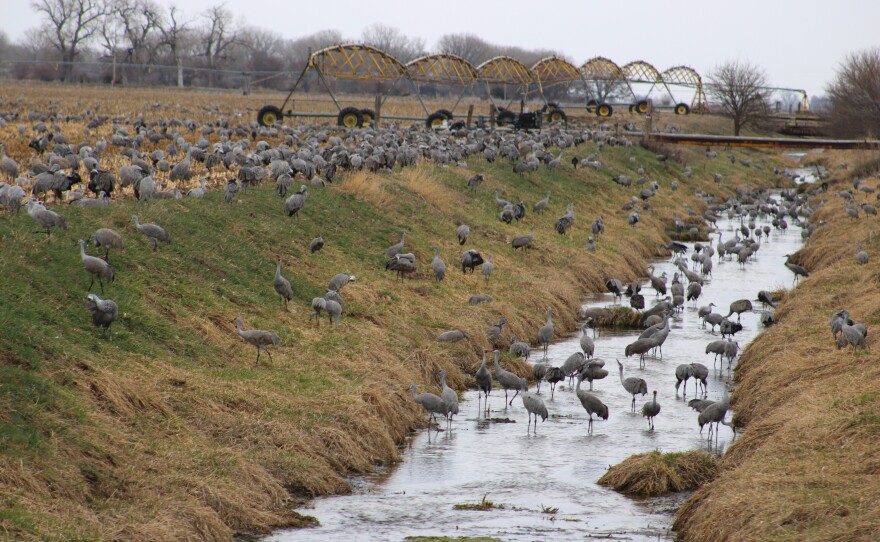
(269, 208, 804, 542)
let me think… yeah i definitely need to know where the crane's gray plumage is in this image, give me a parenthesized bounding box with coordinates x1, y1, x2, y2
(284, 184, 308, 217)
(410, 383, 445, 425)
(131, 215, 170, 251)
(725, 299, 753, 322)
(456, 224, 470, 245)
(784, 254, 809, 284)
(481, 253, 494, 282)
(578, 359, 608, 391)
(537, 306, 554, 359)
(26, 200, 67, 238)
(86, 294, 118, 336)
(385, 230, 406, 258)
(310, 236, 325, 253)
(690, 363, 709, 396)
(461, 249, 484, 273)
(233, 317, 281, 365)
(440, 369, 459, 425)
(641, 390, 661, 430)
(533, 192, 551, 213)
(78, 239, 115, 294)
(475, 350, 493, 413)
(90, 228, 124, 263)
(511, 225, 535, 250)
(580, 324, 594, 358)
(521, 381, 548, 433)
(698, 383, 731, 443)
(274, 259, 294, 310)
(617, 359, 648, 412)
(328, 273, 356, 292)
(224, 179, 239, 203)
(544, 366, 565, 400)
(576, 372, 608, 434)
(486, 317, 505, 347)
(437, 329, 468, 342)
(386, 252, 417, 280)
(493, 350, 526, 406)
(509, 335, 530, 361)
(674, 364, 694, 396)
(431, 246, 446, 282)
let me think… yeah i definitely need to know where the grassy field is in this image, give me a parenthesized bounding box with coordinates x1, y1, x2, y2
(674, 149, 880, 541)
(0, 82, 792, 540)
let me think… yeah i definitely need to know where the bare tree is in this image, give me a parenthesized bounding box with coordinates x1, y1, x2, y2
(199, 4, 238, 85)
(827, 48, 880, 138)
(115, 0, 162, 72)
(361, 23, 424, 62)
(707, 60, 769, 135)
(31, 0, 106, 81)
(584, 78, 628, 104)
(97, 7, 124, 84)
(436, 33, 493, 65)
(156, 5, 189, 87)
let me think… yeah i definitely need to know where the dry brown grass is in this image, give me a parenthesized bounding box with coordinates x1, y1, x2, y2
(674, 169, 880, 542)
(598, 450, 717, 497)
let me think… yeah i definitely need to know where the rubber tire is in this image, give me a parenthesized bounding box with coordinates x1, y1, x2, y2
(597, 103, 613, 117)
(542, 102, 560, 113)
(426, 113, 446, 128)
(636, 100, 649, 114)
(675, 103, 691, 115)
(257, 105, 282, 127)
(337, 107, 362, 128)
(496, 109, 517, 126)
(359, 108, 375, 127)
(434, 109, 454, 120)
(586, 100, 598, 113)
(547, 109, 567, 123)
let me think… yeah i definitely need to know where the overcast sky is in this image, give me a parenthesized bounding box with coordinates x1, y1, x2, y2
(4, 0, 877, 97)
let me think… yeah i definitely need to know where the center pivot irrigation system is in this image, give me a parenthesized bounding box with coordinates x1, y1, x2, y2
(255, 44, 712, 128)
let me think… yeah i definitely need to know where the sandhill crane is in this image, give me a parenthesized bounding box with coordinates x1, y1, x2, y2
(561, 351, 587, 387)
(187, 178, 208, 198)
(232, 317, 281, 365)
(431, 246, 446, 282)
(698, 383, 731, 445)
(78, 239, 114, 294)
(461, 249, 484, 273)
(284, 185, 308, 218)
(0, 143, 19, 180)
(606, 278, 624, 304)
(579, 359, 608, 390)
(784, 254, 809, 284)
(385, 231, 406, 258)
(456, 224, 470, 245)
(725, 299, 753, 322)
(131, 215, 170, 251)
(437, 329, 468, 342)
(224, 179, 239, 203)
(310, 237, 325, 253)
(440, 369, 459, 426)
(466, 173, 484, 192)
(511, 225, 535, 250)
(386, 253, 416, 280)
(532, 361, 548, 393)
(410, 384, 445, 426)
(509, 336, 530, 360)
(486, 317, 506, 348)
(837, 324, 867, 351)
(533, 192, 551, 213)
(580, 324, 594, 358)
(537, 307, 554, 359)
(544, 366, 565, 399)
(690, 363, 709, 395)
(520, 381, 548, 433)
(170, 147, 193, 182)
(86, 294, 118, 336)
(756, 290, 776, 309)
(856, 244, 868, 265)
(576, 373, 608, 434)
(475, 350, 493, 413)
(648, 266, 668, 296)
(720, 318, 742, 339)
(481, 253, 494, 282)
(468, 293, 493, 305)
(26, 200, 67, 239)
(274, 259, 294, 310)
(697, 303, 716, 324)
(625, 336, 656, 368)
(705, 339, 727, 368)
(586, 236, 596, 252)
(703, 311, 724, 332)
(686, 282, 702, 305)
(493, 350, 526, 405)
(617, 359, 647, 412)
(493, 190, 509, 209)
(89, 228, 124, 263)
(641, 390, 661, 430)
(674, 364, 694, 396)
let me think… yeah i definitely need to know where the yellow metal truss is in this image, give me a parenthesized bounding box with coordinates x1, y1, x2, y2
(622, 60, 663, 83)
(580, 56, 624, 80)
(310, 44, 406, 81)
(531, 56, 582, 84)
(662, 65, 708, 111)
(476, 56, 534, 85)
(405, 54, 478, 85)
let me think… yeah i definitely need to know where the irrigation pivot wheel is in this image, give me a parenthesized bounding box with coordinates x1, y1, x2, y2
(257, 105, 282, 127)
(359, 109, 376, 127)
(337, 107, 363, 128)
(675, 103, 691, 115)
(636, 100, 649, 114)
(548, 109, 567, 123)
(586, 99, 598, 113)
(426, 112, 446, 128)
(542, 102, 560, 113)
(435, 109, 454, 120)
(597, 103, 613, 117)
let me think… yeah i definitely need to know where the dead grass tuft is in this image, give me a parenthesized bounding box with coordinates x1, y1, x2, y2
(598, 450, 717, 497)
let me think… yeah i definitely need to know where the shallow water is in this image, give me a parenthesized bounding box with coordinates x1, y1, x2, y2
(269, 208, 804, 542)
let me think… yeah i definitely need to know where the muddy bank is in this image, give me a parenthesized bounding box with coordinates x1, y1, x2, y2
(674, 176, 880, 541)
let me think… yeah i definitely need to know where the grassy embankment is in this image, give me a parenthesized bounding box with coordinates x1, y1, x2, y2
(0, 83, 790, 540)
(674, 150, 880, 541)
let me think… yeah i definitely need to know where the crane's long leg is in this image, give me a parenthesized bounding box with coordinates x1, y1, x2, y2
(266, 349, 274, 365)
(631, 395, 636, 412)
(509, 389, 520, 406)
(88, 275, 95, 292)
(255, 348, 261, 366)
